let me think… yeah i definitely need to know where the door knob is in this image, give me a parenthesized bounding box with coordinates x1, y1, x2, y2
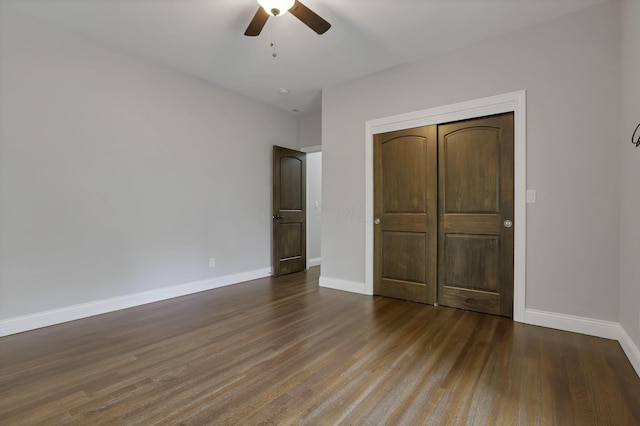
(503, 219, 513, 228)
(374, 218, 381, 225)
(273, 215, 284, 220)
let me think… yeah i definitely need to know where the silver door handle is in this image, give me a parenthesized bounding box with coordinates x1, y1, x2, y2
(374, 218, 381, 225)
(504, 219, 513, 228)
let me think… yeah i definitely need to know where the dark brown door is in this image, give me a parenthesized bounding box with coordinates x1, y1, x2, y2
(272, 146, 306, 276)
(373, 126, 438, 304)
(437, 113, 514, 317)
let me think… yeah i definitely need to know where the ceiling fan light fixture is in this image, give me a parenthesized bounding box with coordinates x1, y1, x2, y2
(257, 0, 295, 17)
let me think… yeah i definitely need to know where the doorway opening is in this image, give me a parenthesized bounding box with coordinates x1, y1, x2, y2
(306, 151, 322, 268)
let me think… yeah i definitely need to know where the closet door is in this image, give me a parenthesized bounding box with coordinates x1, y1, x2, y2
(373, 126, 437, 304)
(437, 113, 514, 317)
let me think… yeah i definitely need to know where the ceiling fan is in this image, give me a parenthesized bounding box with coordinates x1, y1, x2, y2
(244, 0, 331, 37)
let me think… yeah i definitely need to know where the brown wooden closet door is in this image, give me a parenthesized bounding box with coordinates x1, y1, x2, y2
(437, 113, 514, 317)
(272, 146, 306, 276)
(374, 126, 437, 304)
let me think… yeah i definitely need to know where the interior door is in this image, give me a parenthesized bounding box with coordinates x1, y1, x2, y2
(437, 113, 514, 317)
(272, 146, 306, 276)
(373, 126, 437, 304)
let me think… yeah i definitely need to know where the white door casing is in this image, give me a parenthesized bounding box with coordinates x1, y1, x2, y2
(364, 91, 527, 322)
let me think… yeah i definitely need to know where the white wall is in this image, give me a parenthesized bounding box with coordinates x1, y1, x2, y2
(619, 0, 640, 349)
(321, 2, 620, 321)
(306, 152, 322, 264)
(299, 109, 322, 150)
(0, 6, 299, 320)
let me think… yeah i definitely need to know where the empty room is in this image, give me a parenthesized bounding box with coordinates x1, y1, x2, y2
(1, 0, 640, 424)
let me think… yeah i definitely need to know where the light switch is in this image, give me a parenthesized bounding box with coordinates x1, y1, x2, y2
(526, 190, 536, 204)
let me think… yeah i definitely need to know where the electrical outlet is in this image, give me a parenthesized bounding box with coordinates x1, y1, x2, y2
(209, 258, 216, 268)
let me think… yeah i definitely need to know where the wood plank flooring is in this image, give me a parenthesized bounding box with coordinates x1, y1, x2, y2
(1, 267, 639, 425)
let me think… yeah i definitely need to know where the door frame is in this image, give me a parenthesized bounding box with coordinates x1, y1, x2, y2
(364, 90, 527, 322)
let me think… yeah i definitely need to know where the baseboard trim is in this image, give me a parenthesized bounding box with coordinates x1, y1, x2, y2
(618, 326, 640, 378)
(4, 281, 639, 378)
(524, 308, 619, 340)
(0, 267, 271, 337)
(525, 308, 640, 378)
(308, 257, 321, 268)
(319, 276, 367, 294)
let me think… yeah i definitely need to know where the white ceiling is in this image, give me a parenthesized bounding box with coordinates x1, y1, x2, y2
(5, 0, 609, 114)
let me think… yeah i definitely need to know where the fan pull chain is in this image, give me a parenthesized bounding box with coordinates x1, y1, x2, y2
(270, 19, 277, 58)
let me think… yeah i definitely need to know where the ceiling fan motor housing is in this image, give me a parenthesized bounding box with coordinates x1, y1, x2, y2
(245, 0, 331, 37)
(258, 0, 295, 16)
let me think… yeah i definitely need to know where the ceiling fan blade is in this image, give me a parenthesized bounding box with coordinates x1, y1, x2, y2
(289, 0, 331, 35)
(245, 7, 270, 36)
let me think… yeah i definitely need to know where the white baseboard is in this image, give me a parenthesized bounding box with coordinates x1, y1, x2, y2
(524, 308, 640, 378)
(618, 326, 640, 378)
(4, 278, 639, 379)
(308, 257, 321, 268)
(0, 267, 271, 337)
(319, 276, 367, 294)
(524, 309, 620, 340)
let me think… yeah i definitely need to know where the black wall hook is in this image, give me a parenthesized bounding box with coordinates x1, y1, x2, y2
(633, 123, 640, 148)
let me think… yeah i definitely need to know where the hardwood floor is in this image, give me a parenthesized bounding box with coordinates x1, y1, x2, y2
(1, 267, 639, 425)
